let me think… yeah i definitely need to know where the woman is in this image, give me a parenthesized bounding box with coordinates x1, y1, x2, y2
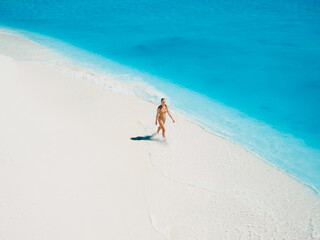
(155, 98, 175, 138)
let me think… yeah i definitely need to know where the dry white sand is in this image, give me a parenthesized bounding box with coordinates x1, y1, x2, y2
(0, 31, 320, 240)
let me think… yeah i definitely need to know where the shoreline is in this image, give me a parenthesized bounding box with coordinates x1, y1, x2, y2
(1, 28, 320, 239)
(1, 26, 319, 194)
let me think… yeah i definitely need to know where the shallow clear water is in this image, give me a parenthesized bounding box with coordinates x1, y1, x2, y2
(0, 0, 320, 190)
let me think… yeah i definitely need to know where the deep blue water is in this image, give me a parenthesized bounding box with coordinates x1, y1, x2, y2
(1, 0, 320, 190)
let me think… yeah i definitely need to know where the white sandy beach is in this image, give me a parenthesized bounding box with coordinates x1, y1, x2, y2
(0, 31, 320, 240)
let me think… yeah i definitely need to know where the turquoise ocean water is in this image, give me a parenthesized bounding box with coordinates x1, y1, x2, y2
(0, 0, 320, 190)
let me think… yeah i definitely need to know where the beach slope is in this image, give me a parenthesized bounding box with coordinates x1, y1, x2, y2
(0, 33, 320, 239)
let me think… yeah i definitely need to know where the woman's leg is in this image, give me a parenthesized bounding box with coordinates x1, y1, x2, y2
(159, 119, 166, 138)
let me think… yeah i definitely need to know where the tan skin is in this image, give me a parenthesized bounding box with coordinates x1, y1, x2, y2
(155, 98, 175, 138)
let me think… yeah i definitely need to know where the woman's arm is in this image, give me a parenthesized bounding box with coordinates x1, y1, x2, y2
(155, 108, 159, 125)
(167, 106, 175, 123)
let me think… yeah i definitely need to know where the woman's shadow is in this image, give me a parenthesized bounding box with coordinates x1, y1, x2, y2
(130, 133, 160, 141)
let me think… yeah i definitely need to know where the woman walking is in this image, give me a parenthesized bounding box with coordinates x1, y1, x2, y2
(155, 98, 175, 138)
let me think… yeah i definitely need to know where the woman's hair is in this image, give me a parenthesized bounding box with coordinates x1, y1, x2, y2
(158, 98, 166, 109)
